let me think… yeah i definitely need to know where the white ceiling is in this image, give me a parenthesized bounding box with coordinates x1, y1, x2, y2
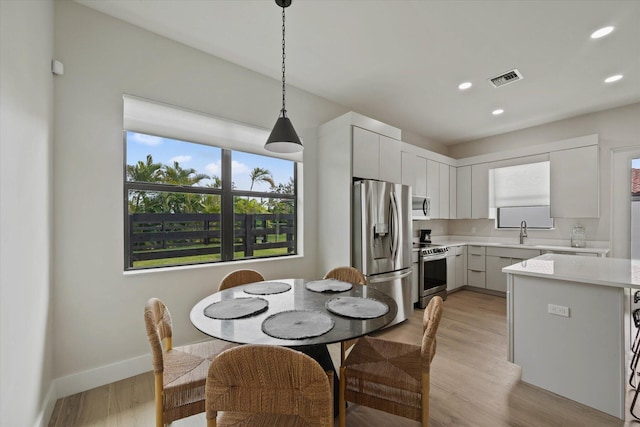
(76, 0, 640, 145)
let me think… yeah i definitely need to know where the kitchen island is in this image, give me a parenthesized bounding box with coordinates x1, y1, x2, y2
(504, 254, 640, 419)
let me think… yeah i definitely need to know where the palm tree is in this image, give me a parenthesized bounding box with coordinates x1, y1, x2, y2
(249, 167, 275, 191)
(126, 154, 163, 212)
(160, 161, 210, 213)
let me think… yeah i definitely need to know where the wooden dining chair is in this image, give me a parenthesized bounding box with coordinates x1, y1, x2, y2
(144, 298, 237, 427)
(338, 296, 444, 427)
(218, 269, 265, 291)
(205, 345, 334, 427)
(324, 266, 367, 364)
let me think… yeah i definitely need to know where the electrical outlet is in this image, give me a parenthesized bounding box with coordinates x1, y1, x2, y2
(548, 304, 570, 317)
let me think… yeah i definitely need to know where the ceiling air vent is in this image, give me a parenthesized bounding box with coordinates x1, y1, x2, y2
(489, 69, 523, 88)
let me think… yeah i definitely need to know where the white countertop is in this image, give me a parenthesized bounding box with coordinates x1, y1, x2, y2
(503, 253, 640, 289)
(413, 240, 610, 256)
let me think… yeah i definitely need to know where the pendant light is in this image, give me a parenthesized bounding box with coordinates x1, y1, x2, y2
(265, 0, 303, 153)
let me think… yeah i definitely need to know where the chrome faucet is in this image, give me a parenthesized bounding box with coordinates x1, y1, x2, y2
(519, 220, 528, 244)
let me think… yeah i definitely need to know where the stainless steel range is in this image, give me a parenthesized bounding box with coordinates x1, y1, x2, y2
(418, 244, 449, 309)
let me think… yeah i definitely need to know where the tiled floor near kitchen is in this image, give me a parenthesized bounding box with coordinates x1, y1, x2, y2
(49, 290, 628, 426)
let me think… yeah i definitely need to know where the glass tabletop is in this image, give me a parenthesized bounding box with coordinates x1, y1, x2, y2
(190, 278, 398, 347)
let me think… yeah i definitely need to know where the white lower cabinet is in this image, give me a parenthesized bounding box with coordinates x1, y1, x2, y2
(467, 245, 486, 288)
(447, 246, 466, 292)
(411, 251, 419, 304)
(485, 247, 541, 293)
(486, 256, 513, 292)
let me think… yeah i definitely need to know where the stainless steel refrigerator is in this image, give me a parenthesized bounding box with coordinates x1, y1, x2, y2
(352, 179, 413, 326)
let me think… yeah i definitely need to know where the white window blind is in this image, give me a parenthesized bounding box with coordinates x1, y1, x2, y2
(491, 161, 550, 207)
(122, 94, 302, 162)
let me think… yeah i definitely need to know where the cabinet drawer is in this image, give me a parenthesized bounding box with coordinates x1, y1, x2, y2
(467, 269, 486, 287)
(467, 253, 485, 271)
(486, 246, 540, 259)
(467, 245, 486, 255)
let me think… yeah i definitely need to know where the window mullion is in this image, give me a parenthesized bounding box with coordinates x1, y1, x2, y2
(220, 149, 234, 261)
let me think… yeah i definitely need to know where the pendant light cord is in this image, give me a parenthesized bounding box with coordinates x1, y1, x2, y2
(281, 5, 287, 117)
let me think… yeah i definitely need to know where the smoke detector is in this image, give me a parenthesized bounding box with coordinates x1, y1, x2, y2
(488, 69, 523, 88)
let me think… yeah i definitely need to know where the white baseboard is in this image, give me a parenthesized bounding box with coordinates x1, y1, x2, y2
(35, 381, 57, 427)
(54, 353, 152, 398)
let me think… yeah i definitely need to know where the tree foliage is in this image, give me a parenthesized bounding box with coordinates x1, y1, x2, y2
(128, 156, 291, 215)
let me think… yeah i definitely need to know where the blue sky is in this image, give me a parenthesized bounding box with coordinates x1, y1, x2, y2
(126, 132, 293, 191)
(633, 158, 640, 169)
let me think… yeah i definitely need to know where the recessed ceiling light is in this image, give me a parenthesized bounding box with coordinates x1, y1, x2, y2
(591, 26, 614, 39)
(604, 74, 623, 83)
(492, 109, 504, 116)
(458, 82, 472, 90)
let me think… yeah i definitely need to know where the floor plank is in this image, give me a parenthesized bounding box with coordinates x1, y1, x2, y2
(48, 290, 629, 427)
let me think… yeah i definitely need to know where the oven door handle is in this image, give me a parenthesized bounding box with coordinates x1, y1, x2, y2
(421, 253, 448, 262)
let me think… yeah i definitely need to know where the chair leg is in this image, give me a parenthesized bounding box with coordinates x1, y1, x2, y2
(154, 373, 163, 427)
(422, 372, 430, 427)
(631, 382, 640, 420)
(339, 366, 347, 427)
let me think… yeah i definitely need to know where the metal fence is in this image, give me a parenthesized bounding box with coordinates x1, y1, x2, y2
(126, 212, 295, 267)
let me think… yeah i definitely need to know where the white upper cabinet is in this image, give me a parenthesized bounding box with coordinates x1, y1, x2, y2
(427, 159, 440, 218)
(550, 145, 599, 218)
(457, 165, 472, 219)
(439, 163, 450, 219)
(353, 126, 401, 183)
(352, 126, 380, 180)
(401, 152, 427, 197)
(449, 166, 457, 219)
(471, 163, 490, 219)
(379, 135, 402, 183)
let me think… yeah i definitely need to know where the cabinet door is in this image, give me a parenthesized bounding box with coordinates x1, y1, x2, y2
(449, 166, 457, 219)
(455, 253, 465, 289)
(486, 256, 511, 292)
(379, 135, 401, 184)
(401, 152, 426, 196)
(427, 159, 440, 218)
(471, 163, 490, 219)
(411, 261, 419, 304)
(352, 127, 379, 180)
(401, 152, 415, 191)
(457, 166, 472, 219)
(550, 145, 599, 218)
(446, 255, 455, 292)
(439, 163, 450, 219)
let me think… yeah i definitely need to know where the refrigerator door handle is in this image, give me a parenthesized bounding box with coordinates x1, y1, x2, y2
(368, 269, 412, 284)
(389, 191, 399, 261)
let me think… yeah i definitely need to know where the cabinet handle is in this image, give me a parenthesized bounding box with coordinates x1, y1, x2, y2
(499, 257, 511, 260)
(469, 269, 482, 273)
(470, 254, 482, 256)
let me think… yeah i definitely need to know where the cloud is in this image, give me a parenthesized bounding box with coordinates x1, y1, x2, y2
(231, 160, 249, 176)
(130, 133, 163, 146)
(169, 155, 192, 164)
(205, 160, 221, 176)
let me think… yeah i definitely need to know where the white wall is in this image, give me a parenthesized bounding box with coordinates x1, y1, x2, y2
(52, 1, 346, 395)
(447, 103, 640, 250)
(0, 1, 55, 426)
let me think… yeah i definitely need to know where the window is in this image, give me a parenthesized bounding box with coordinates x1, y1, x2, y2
(124, 132, 297, 270)
(490, 161, 554, 229)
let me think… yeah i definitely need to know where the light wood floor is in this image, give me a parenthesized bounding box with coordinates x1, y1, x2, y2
(49, 290, 632, 426)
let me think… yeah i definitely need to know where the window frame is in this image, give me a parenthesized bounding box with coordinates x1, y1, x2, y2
(123, 131, 298, 270)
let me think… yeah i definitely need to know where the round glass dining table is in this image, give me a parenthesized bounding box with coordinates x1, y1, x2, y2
(190, 278, 398, 415)
(190, 278, 398, 347)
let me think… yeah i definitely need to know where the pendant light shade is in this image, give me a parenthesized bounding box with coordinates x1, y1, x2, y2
(266, 115, 303, 153)
(265, 0, 303, 153)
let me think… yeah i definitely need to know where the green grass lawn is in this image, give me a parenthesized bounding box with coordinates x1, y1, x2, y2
(132, 234, 293, 268)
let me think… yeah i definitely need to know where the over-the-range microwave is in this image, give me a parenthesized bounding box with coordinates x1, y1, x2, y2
(412, 196, 431, 220)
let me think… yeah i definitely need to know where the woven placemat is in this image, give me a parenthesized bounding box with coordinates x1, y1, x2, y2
(243, 281, 291, 295)
(261, 310, 335, 340)
(305, 279, 353, 293)
(204, 297, 268, 320)
(325, 296, 389, 319)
